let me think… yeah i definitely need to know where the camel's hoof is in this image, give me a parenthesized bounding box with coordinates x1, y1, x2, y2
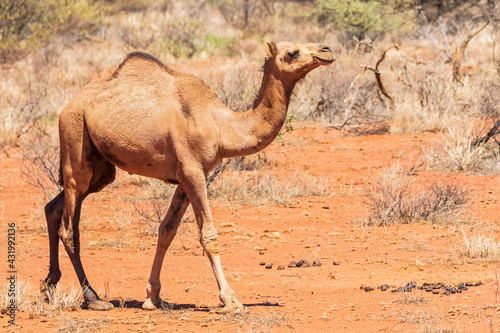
(39, 280, 54, 302)
(88, 300, 114, 311)
(217, 299, 247, 314)
(142, 297, 166, 311)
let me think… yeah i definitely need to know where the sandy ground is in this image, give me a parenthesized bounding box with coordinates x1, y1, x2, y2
(2, 123, 500, 332)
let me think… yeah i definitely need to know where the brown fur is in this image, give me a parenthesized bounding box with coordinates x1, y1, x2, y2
(41, 41, 334, 312)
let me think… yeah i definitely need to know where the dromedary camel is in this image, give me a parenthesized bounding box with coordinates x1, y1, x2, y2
(40, 41, 334, 312)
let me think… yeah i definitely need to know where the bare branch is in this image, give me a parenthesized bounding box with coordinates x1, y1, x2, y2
(452, 21, 490, 82)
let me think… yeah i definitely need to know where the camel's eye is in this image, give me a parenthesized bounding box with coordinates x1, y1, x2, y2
(287, 50, 299, 59)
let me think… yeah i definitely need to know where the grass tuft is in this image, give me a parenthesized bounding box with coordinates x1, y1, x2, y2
(460, 231, 500, 262)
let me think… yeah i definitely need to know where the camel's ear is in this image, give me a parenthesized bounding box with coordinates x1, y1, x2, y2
(264, 41, 277, 59)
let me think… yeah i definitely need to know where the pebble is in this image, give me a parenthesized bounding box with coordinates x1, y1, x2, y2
(288, 261, 297, 268)
(333, 262, 340, 266)
(265, 264, 273, 269)
(259, 252, 265, 255)
(313, 261, 322, 267)
(260, 262, 266, 266)
(277, 265, 285, 270)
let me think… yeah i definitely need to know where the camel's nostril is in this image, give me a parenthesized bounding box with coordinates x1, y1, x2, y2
(320, 45, 332, 53)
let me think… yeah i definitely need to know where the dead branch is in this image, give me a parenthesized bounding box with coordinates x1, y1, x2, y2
(472, 120, 500, 147)
(452, 21, 490, 82)
(206, 159, 231, 188)
(361, 45, 399, 102)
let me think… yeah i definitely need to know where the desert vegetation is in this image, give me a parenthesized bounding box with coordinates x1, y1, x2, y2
(2, 0, 500, 331)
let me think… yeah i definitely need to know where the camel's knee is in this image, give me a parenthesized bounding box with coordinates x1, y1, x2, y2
(200, 226, 220, 256)
(59, 228, 75, 254)
(160, 220, 179, 237)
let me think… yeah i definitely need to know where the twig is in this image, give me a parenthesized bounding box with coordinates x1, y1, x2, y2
(361, 45, 399, 102)
(206, 159, 231, 188)
(472, 120, 500, 147)
(452, 21, 490, 82)
(496, 266, 499, 308)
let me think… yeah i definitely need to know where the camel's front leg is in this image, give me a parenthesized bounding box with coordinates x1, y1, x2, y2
(180, 166, 245, 313)
(143, 186, 190, 310)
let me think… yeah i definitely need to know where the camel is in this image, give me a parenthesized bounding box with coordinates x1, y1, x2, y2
(40, 41, 334, 312)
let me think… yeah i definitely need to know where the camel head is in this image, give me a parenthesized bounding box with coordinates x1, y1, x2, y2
(264, 41, 334, 81)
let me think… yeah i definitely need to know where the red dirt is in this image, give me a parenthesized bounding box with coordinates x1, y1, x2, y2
(2, 123, 500, 332)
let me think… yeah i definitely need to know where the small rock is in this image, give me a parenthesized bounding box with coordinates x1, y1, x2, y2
(466, 282, 472, 287)
(391, 289, 397, 293)
(260, 262, 266, 266)
(381, 285, 388, 291)
(265, 264, 273, 269)
(313, 261, 322, 267)
(259, 252, 265, 255)
(288, 261, 297, 268)
(277, 265, 285, 270)
(333, 261, 340, 266)
(364, 287, 373, 292)
(432, 290, 439, 294)
(360, 285, 365, 290)
(475, 281, 482, 286)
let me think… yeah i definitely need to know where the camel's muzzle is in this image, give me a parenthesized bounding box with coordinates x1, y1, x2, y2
(314, 45, 335, 64)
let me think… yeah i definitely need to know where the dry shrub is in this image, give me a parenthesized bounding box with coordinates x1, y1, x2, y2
(21, 131, 61, 200)
(365, 164, 469, 226)
(460, 231, 500, 262)
(208, 170, 330, 206)
(133, 178, 176, 236)
(425, 122, 500, 174)
(202, 60, 260, 113)
(0, 279, 82, 318)
(292, 51, 390, 127)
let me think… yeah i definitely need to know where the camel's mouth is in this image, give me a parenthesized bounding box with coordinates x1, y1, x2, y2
(313, 46, 335, 65)
(314, 56, 335, 64)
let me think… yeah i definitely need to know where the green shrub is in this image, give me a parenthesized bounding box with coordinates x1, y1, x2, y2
(0, 0, 101, 62)
(200, 33, 238, 57)
(313, 0, 414, 40)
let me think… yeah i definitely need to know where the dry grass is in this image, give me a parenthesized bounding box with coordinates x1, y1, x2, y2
(364, 164, 469, 226)
(0, 278, 82, 318)
(459, 230, 500, 262)
(393, 294, 429, 305)
(57, 315, 110, 333)
(425, 122, 500, 174)
(208, 170, 330, 206)
(416, 322, 456, 333)
(217, 312, 287, 328)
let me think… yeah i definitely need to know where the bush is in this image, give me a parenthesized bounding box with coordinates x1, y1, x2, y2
(314, 0, 415, 40)
(0, 0, 102, 63)
(425, 122, 500, 174)
(365, 164, 469, 226)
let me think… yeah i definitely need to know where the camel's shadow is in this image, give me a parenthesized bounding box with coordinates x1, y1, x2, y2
(81, 300, 282, 311)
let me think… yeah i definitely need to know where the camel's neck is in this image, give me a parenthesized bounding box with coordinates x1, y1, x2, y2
(217, 62, 296, 158)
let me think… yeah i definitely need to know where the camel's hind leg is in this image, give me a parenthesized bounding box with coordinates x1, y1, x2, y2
(43, 120, 116, 310)
(59, 155, 115, 311)
(40, 191, 65, 300)
(143, 185, 190, 310)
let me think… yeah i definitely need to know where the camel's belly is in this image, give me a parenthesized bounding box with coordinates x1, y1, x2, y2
(89, 127, 178, 181)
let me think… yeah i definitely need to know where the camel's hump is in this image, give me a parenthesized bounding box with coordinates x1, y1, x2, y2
(110, 51, 174, 79)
